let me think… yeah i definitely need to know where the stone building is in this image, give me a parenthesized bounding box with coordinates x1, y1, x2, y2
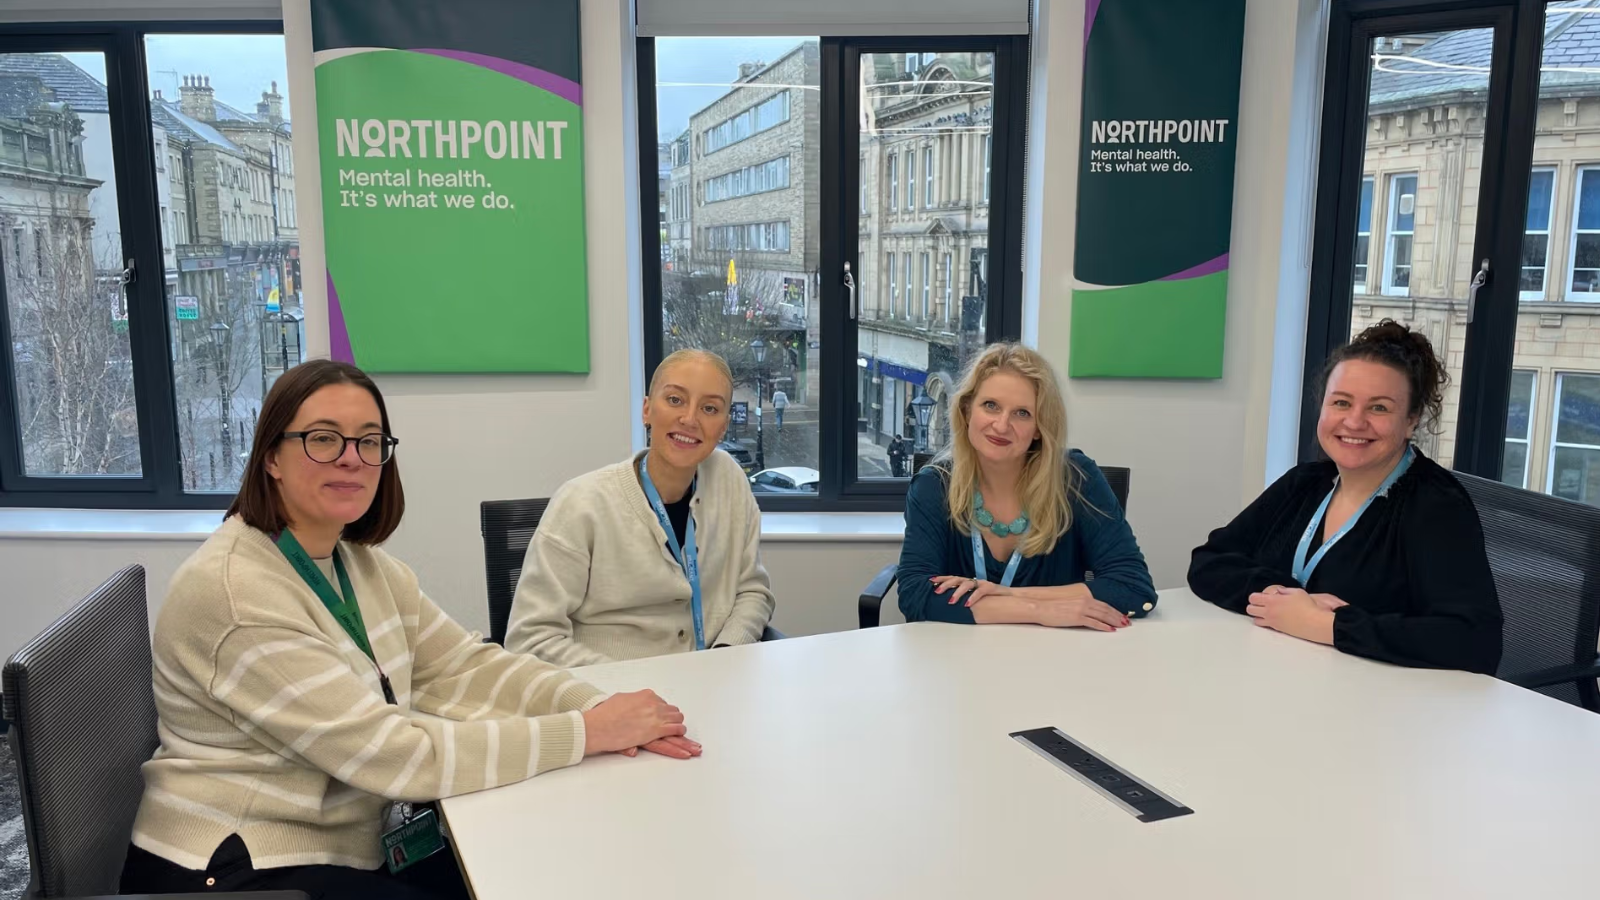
(1355, 15, 1600, 503)
(686, 43, 821, 404)
(858, 51, 995, 451)
(666, 130, 691, 265)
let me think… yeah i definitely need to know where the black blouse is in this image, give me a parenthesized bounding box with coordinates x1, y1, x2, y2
(1187, 451, 1502, 674)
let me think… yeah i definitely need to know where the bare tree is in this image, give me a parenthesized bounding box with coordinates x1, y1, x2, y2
(171, 267, 262, 491)
(6, 201, 139, 477)
(662, 252, 801, 389)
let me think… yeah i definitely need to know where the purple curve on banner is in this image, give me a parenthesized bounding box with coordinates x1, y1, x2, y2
(1085, 0, 1102, 52)
(327, 273, 355, 364)
(414, 49, 582, 106)
(1159, 253, 1230, 281)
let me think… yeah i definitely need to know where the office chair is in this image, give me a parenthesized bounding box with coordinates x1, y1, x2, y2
(2, 566, 303, 899)
(481, 498, 786, 645)
(1457, 472, 1600, 711)
(857, 465, 1131, 628)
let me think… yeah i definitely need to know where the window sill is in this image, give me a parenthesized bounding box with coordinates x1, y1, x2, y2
(758, 511, 906, 542)
(0, 508, 223, 541)
(0, 509, 907, 543)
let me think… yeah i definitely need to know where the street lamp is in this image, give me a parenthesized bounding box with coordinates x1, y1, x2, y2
(750, 338, 767, 471)
(210, 321, 233, 487)
(911, 388, 936, 453)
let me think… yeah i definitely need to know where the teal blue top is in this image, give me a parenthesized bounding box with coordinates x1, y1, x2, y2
(897, 451, 1157, 623)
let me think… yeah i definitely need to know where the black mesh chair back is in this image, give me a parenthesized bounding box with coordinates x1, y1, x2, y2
(858, 466, 1132, 628)
(1457, 473, 1600, 710)
(1099, 467, 1130, 514)
(3, 566, 156, 898)
(481, 498, 551, 646)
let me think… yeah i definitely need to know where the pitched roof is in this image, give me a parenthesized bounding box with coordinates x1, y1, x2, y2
(1369, 4, 1600, 109)
(210, 97, 292, 134)
(0, 74, 50, 119)
(212, 98, 259, 123)
(0, 53, 108, 114)
(151, 99, 245, 154)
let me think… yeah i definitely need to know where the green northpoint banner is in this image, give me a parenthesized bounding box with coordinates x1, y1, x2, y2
(1070, 0, 1246, 378)
(310, 0, 588, 373)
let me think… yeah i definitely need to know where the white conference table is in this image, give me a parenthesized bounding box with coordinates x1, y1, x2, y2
(440, 588, 1600, 899)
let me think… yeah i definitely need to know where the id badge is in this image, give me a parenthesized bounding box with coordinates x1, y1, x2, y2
(381, 805, 446, 874)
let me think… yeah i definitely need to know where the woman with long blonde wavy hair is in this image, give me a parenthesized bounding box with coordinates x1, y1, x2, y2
(897, 343, 1156, 628)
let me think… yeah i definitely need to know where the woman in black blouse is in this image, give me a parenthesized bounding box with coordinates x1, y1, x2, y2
(1188, 320, 1502, 674)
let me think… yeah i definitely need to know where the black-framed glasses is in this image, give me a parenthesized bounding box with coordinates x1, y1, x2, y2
(282, 430, 398, 466)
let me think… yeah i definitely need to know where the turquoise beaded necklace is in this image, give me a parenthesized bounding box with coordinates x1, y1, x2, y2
(972, 491, 1029, 538)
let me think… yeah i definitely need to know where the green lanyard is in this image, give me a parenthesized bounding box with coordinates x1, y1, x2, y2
(276, 530, 394, 703)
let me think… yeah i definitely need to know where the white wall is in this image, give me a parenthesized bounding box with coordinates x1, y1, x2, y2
(0, 0, 1321, 657)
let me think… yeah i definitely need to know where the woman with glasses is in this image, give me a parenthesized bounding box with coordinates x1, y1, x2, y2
(505, 349, 776, 666)
(121, 360, 700, 900)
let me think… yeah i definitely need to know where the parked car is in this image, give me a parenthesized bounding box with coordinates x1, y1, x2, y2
(718, 440, 756, 473)
(749, 466, 820, 493)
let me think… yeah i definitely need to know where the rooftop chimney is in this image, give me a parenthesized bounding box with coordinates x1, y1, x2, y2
(256, 79, 284, 125)
(179, 73, 215, 123)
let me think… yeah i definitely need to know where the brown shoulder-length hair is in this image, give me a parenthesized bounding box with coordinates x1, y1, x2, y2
(226, 359, 405, 544)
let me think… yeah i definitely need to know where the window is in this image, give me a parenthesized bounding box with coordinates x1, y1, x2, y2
(888, 152, 897, 211)
(704, 91, 790, 154)
(705, 221, 790, 253)
(1354, 176, 1372, 292)
(887, 251, 897, 317)
(1382, 173, 1417, 296)
(920, 252, 930, 320)
(1307, 19, 1600, 498)
(1522, 168, 1555, 300)
(642, 35, 1025, 509)
(1571, 167, 1600, 298)
(704, 156, 790, 202)
(902, 253, 911, 321)
(1549, 373, 1600, 504)
(905, 146, 915, 211)
(0, 29, 299, 508)
(1503, 369, 1536, 489)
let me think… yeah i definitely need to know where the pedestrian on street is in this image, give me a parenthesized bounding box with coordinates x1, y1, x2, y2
(888, 434, 909, 478)
(771, 389, 789, 431)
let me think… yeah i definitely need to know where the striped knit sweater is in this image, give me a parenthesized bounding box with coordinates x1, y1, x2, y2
(131, 516, 607, 871)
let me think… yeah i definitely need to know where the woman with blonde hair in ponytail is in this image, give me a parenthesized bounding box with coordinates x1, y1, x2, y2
(897, 343, 1156, 628)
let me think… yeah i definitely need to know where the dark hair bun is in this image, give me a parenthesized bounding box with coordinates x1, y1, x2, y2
(1320, 318, 1447, 430)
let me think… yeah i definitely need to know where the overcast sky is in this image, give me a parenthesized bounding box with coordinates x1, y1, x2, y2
(654, 36, 813, 140)
(58, 34, 795, 136)
(65, 34, 291, 122)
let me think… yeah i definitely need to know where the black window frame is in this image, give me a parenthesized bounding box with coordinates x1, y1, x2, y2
(638, 33, 1028, 512)
(0, 19, 285, 510)
(1301, 0, 1545, 477)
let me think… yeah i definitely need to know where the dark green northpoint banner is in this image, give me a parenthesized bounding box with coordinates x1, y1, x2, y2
(1070, 0, 1246, 378)
(310, 0, 589, 373)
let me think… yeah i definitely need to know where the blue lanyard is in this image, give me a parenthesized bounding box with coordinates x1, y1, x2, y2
(639, 456, 704, 651)
(1293, 445, 1415, 586)
(971, 530, 1023, 588)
